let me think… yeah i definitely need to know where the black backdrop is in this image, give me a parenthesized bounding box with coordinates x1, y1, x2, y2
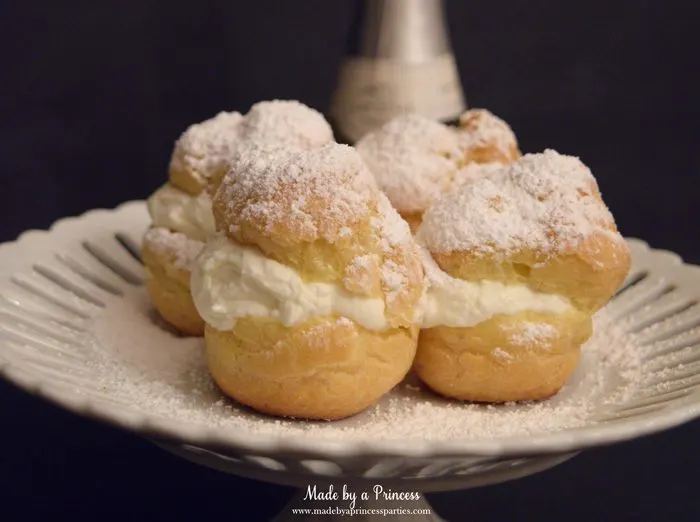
(1, 1, 700, 520)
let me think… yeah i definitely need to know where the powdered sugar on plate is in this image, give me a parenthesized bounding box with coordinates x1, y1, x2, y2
(85, 285, 656, 441)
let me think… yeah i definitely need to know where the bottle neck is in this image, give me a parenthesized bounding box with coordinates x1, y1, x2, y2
(330, 0, 466, 144)
(348, 0, 451, 63)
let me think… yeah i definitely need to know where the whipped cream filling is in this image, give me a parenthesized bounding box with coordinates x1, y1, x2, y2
(417, 251, 570, 328)
(147, 184, 216, 241)
(191, 235, 390, 331)
(191, 236, 572, 332)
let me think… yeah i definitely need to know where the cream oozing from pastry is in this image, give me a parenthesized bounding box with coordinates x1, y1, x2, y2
(191, 235, 390, 331)
(191, 236, 571, 332)
(416, 249, 570, 328)
(147, 184, 216, 241)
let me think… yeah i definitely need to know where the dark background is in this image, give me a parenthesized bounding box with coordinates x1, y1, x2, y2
(1, 1, 699, 520)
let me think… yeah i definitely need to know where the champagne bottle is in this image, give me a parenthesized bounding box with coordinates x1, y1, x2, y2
(330, 0, 466, 144)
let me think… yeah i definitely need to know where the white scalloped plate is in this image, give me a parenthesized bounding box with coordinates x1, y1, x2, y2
(1, 201, 700, 463)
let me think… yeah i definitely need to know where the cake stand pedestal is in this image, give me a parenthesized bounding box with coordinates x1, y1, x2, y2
(157, 440, 578, 521)
(3, 204, 700, 521)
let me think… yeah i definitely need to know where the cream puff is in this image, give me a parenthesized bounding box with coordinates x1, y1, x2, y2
(455, 108, 520, 165)
(205, 99, 335, 191)
(141, 227, 208, 335)
(356, 110, 520, 232)
(355, 113, 465, 232)
(191, 143, 425, 420)
(413, 149, 631, 403)
(143, 101, 334, 336)
(143, 110, 242, 335)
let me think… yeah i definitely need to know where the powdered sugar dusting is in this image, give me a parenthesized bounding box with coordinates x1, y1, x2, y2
(217, 143, 377, 243)
(502, 322, 558, 348)
(237, 100, 333, 150)
(143, 227, 204, 270)
(453, 162, 505, 188)
(215, 143, 422, 326)
(457, 108, 519, 160)
(356, 113, 464, 214)
(373, 192, 412, 249)
(418, 149, 621, 257)
(170, 101, 333, 187)
(381, 259, 408, 305)
(86, 285, 667, 441)
(170, 111, 244, 183)
(344, 254, 377, 294)
(492, 347, 515, 363)
(370, 193, 424, 322)
(91, 289, 208, 409)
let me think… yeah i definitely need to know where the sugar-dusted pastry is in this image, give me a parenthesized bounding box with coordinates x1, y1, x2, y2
(141, 228, 209, 335)
(456, 108, 520, 165)
(236, 100, 335, 154)
(355, 114, 465, 232)
(205, 99, 335, 191)
(143, 110, 242, 335)
(191, 143, 425, 420)
(168, 111, 246, 197)
(413, 149, 631, 402)
(356, 111, 521, 232)
(142, 101, 334, 336)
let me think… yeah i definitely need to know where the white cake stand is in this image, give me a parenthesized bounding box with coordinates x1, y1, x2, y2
(2, 201, 700, 522)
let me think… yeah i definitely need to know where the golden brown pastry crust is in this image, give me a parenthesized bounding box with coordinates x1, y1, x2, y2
(415, 310, 591, 402)
(200, 144, 426, 419)
(400, 211, 424, 234)
(432, 231, 631, 314)
(168, 149, 224, 197)
(146, 102, 336, 337)
(167, 111, 245, 196)
(169, 101, 334, 197)
(354, 114, 464, 219)
(212, 144, 425, 327)
(206, 319, 418, 420)
(142, 228, 205, 336)
(457, 108, 521, 165)
(357, 111, 522, 231)
(414, 150, 631, 402)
